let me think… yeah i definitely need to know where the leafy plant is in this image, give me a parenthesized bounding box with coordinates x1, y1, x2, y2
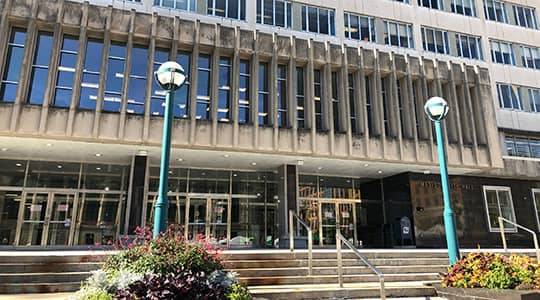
(104, 226, 224, 276)
(114, 272, 228, 300)
(442, 252, 539, 290)
(226, 283, 252, 300)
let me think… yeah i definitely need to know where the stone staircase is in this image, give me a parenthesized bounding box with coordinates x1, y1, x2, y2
(0, 251, 107, 294)
(0, 249, 536, 297)
(223, 250, 447, 299)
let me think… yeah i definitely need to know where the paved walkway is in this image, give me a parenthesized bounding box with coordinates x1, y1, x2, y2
(0, 293, 71, 300)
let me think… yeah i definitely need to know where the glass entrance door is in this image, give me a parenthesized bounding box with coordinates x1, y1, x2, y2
(17, 192, 76, 246)
(320, 202, 336, 246)
(186, 196, 230, 246)
(303, 200, 357, 247)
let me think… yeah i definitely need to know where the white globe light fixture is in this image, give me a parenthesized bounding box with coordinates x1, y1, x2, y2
(152, 61, 187, 239)
(424, 97, 449, 122)
(154, 61, 186, 91)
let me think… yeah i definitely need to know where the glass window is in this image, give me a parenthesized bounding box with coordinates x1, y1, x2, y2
(1, 28, 26, 103)
(331, 71, 340, 132)
(490, 40, 515, 65)
(103, 42, 126, 113)
(277, 64, 287, 128)
(513, 5, 538, 29)
(521, 46, 540, 70)
(153, 0, 196, 11)
(528, 88, 540, 113)
(421, 27, 450, 55)
(127, 45, 148, 115)
(26, 161, 80, 189)
(348, 73, 356, 135)
(238, 60, 250, 124)
(0, 159, 27, 186)
(381, 77, 390, 137)
(54, 36, 79, 108)
(28, 32, 54, 105)
(301, 4, 336, 36)
(207, 0, 246, 20)
(218, 57, 231, 122)
(451, 0, 476, 16)
(196, 54, 211, 120)
(365, 76, 374, 136)
(484, 0, 508, 23)
(79, 39, 103, 110)
(314, 69, 323, 131)
(344, 13, 375, 43)
(483, 186, 516, 232)
(418, 0, 443, 10)
(384, 20, 413, 48)
(258, 63, 269, 125)
(296, 67, 306, 129)
(455, 33, 483, 60)
(82, 163, 126, 190)
(505, 135, 540, 158)
(257, 0, 292, 28)
(497, 83, 522, 110)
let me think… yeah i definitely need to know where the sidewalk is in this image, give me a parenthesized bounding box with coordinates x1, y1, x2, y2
(0, 293, 71, 300)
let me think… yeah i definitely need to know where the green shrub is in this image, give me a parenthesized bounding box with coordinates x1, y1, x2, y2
(442, 252, 539, 290)
(227, 283, 252, 300)
(104, 226, 224, 275)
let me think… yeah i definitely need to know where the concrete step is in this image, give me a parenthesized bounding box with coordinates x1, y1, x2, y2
(0, 272, 91, 284)
(225, 257, 450, 268)
(224, 251, 450, 261)
(249, 282, 437, 300)
(240, 273, 440, 285)
(0, 282, 81, 294)
(0, 253, 109, 264)
(234, 265, 447, 277)
(0, 262, 102, 273)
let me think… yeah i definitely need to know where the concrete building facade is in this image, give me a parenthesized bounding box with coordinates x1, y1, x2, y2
(0, 0, 538, 248)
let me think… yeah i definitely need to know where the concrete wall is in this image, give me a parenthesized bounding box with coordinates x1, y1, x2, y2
(0, 0, 508, 172)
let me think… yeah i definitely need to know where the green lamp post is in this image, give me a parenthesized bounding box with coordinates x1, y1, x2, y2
(153, 61, 186, 238)
(424, 96, 460, 265)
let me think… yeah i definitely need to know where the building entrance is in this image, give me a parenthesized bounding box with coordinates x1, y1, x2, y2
(16, 191, 76, 246)
(300, 199, 358, 247)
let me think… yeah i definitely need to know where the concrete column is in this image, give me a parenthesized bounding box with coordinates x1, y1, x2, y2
(373, 51, 384, 139)
(405, 55, 420, 161)
(188, 21, 200, 145)
(251, 32, 260, 148)
(118, 10, 136, 139)
(447, 63, 465, 164)
(142, 13, 159, 142)
(389, 54, 401, 140)
(324, 43, 334, 154)
(462, 66, 479, 163)
(342, 46, 353, 157)
(400, 62, 414, 140)
(232, 27, 240, 147)
(419, 58, 436, 162)
(10, 1, 39, 131)
(358, 48, 370, 157)
(471, 72, 487, 145)
(289, 37, 298, 152)
(307, 40, 316, 153)
(66, 2, 88, 137)
(271, 33, 278, 149)
(125, 155, 148, 234)
(277, 164, 298, 247)
(210, 27, 220, 146)
(38, 8, 64, 134)
(92, 5, 113, 138)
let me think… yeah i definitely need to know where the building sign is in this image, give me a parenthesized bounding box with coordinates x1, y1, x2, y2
(420, 181, 474, 191)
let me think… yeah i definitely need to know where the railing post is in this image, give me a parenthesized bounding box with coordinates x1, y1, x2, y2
(308, 228, 313, 276)
(533, 234, 540, 262)
(336, 228, 343, 288)
(380, 277, 386, 300)
(498, 217, 508, 253)
(289, 210, 294, 252)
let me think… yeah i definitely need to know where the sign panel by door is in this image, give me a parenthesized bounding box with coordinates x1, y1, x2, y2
(16, 192, 76, 246)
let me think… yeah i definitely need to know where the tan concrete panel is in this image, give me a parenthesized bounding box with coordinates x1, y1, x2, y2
(384, 139, 400, 161)
(169, 119, 190, 146)
(193, 122, 212, 146)
(257, 32, 273, 56)
(277, 128, 293, 152)
(178, 20, 195, 44)
(133, 13, 152, 37)
(219, 26, 235, 49)
(401, 140, 416, 162)
(72, 111, 95, 138)
(258, 127, 273, 151)
(295, 39, 309, 60)
(110, 9, 131, 34)
(461, 146, 475, 166)
(123, 115, 144, 142)
(297, 130, 312, 154)
(10, 0, 33, 18)
(276, 36, 291, 58)
(87, 5, 107, 30)
(62, 2, 83, 26)
(199, 23, 216, 47)
(237, 125, 255, 149)
(368, 139, 383, 159)
(216, 123, 234, 148)
(315, 133, 330, 155)
(45, 108, 69, 136)
(417, 141, 432, 163)
(147, 117, 164, 144)
(239, 29, 254, 52)
(18, 107, 41, 133)
(334, 134, 348, 157)
(0, 107, 12, 132)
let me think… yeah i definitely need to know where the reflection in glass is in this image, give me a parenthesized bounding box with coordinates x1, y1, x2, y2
(238, 60, 250, 124)
(103, 42, 126, 113)
(127, 45, 148, 115)
(196, 54, 211, 120)
(54, 36, 79, 107)
(218, 57, 231, 122)
(80, 39, 103, 110)
(1, 28, 26, 103)
(28, 32, 53, 105)
(0, 191, 22, 245)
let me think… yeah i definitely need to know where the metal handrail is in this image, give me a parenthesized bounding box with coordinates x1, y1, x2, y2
(289, 210, 313, 276)
(336, 229, 386, 300)
(498, 217, 540, 261)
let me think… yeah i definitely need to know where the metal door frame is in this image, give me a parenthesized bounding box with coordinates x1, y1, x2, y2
(15, 190, 78, 246)
(185, 194, 231, 247)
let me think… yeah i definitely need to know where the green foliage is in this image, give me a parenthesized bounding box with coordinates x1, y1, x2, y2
(68, 269, 143, 300)
(226, 283, 252, 300)
(104, 227, 224, 276)
(69, 287, 113, 300)
(442, 252, 540, 290)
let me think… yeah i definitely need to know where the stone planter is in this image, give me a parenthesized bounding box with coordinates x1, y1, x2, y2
(433, 284, 540, 300)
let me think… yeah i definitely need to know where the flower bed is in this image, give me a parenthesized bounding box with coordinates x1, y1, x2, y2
(70, 226, 251, 300)
(436, 252, 540, 300)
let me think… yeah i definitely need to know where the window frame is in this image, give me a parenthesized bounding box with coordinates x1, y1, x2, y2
(418, 0, 444, 10)
(238, 59, 251, 124)
(451, 0, 477, 16)
(489, 40, 515, 65)
(513, 5, 538, 29)
(484, 0, 508, 23)
(455, 33, 483, 60)
(301, 4, 336, 36)
(421, 26, 450, 55)
(482, 186, 517, 233)
(344, 12, 376, 43)
(0, 27, 27, 103)
(153, 0, 196, 12)
(497, 83, 522, 110)
(257, 0, 292, 28)
(207, 0, 246, 20)
(53, 35, 79, 108)
(383, 20, 414, 49)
